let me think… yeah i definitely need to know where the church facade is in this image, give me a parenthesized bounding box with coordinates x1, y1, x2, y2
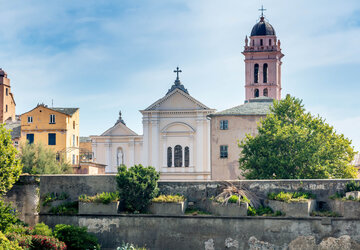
(91, 13, 283, 180)
(90, 68, 215, 180)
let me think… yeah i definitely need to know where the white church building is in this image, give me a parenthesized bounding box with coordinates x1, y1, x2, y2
(90, 67, 215, 180)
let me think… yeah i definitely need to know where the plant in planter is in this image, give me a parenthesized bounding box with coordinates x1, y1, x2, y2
(41, 192, 70, 213)
(150, 195, 187, 215)
(328, 181, 360, 218)
(266, 191, 316, 217)
(78, 192, 120, 215)
(207, 183, 260, 217)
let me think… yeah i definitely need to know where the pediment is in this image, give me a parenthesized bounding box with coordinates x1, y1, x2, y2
(162, 122, 195, 133)
(101, 122, 138, 136)
(144, 89, 210, 111)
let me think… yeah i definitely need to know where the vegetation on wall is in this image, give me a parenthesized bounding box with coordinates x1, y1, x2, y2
(0, 124, 22, 194)
(116, 164, 160, 213)
(79, 192, 119, 204)
(267, 191, 315, 203)
(20, 142, 72, 174)
(152, 194, 185, 203)
(239, 95, 357, 179)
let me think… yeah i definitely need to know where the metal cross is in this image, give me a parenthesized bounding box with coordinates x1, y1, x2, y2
(258, 5, 267, 17)
(174, 66, 182, 80)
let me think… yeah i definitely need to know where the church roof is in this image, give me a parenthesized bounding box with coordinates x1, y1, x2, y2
(4, 121, 21, 139)
(250, 17, 276, 36)
(209, 97, 273, 116)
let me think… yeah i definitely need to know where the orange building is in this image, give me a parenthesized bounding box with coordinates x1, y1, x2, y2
(0, 68, 16, 123)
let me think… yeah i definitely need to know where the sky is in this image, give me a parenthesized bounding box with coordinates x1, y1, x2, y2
(1, 0, 360, 150)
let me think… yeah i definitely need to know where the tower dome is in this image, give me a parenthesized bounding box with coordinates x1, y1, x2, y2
(250, 17, 276, 36)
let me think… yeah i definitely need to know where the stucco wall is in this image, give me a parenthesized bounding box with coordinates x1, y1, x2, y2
(210, 115, 264, 180)
(40, 214, 360, 250)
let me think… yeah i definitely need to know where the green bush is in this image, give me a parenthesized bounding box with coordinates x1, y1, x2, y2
(54, 224, 100, 250)
(345, 181, 360, 192)
(33, 223, 52, 237)
(42, 192, 69, 206)
(31, 235, 66, 250)
(0, 199, 19, 233)
(228, 195, 239, 203)
(247, 206, 283, 216)
(79, 192, 119, 204)
(152, 195, 184, 203)
(267, 191, 315, 203)
(50, 201, 78, 215)
(0, 231, 22, 250)
(116, 165, 160, 213)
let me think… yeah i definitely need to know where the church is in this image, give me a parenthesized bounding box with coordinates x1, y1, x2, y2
(91, 12, 283, 180)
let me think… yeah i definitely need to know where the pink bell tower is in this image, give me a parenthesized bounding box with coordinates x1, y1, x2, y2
(242, 8, 284, 102)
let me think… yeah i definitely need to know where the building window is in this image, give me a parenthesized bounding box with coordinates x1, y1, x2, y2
(269, 39, 272, 46)
(260, 39, 263, 46)
(254, 64, 259, 83)
(5, 88, 8, 96)
(263, 88, 268, 97)
(72, 154, 75, 165)
(26, 134, 34, 144)
(263, 63, 268, 83)
(220, 145, 228, 158)
(220, 120, 228, 130)
(5, 105, 8, 112)
(185, 147, 189, 167)
(27, 116, 33, 123)
(167, 147, 172, 167)
(50, 114, 55, 124)
(254, 88, 259, 98)
(77, 136, 79, 146)
(73, 135, 75, 147)
(48, 133, 56, 145)
(73, 121, 75, 129)
(174, 145, 182, 167)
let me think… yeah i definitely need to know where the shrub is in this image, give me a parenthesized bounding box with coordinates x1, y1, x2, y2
(116, 165, 160, 213)
(50, 202, 78, 215)
(152, 195, 185, 203)
(0, 231, 22, 250)
(0, 199, 19, 233)
(54, 224, 100, 250)
(42, 192, 69, 206)
(79, 192, 119, 204)
(33, 223, 52, 237)
(31, 235, 67, 250)
(267, 191, 315, 203)
(345, 181, 360, 192)
(228, 195, 239, 203)
(0, 124, 22, 195)
(5, 232, 32, 249)
(247, 206, 283, 216)
(117, 242, 147, 250)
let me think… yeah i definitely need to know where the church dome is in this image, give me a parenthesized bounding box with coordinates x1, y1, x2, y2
(250, 17, 276, 36)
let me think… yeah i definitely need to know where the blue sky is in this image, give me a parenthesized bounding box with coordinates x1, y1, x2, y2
(1, 0, 360, 150)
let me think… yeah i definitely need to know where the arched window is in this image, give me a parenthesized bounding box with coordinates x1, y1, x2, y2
(5, 88, 8, 96)
(263, 88, 268, 97)
(260, 39, 263, 46)
(185, 147, 189, 167)
(269, 39, 272, 46)
(254, 64, 259, 83)
(167, 147, 172, 167)
(263, 63, 268, 83)
(254, 89, 259, 98)
(174, 145, 182, 167)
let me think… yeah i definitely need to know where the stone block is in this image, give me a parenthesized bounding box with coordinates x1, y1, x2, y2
(207, 201, 248, 217)
(149, 200, 187, 215)
(345, 191, 360, 200)
(267, 199, 316, 217)
(329, 199, 360, 218)
(78, 202, 119, 215)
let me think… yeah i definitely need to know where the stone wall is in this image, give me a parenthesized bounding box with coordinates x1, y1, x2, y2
(4, 175, 40, 225)
(40, 214, 360, 250)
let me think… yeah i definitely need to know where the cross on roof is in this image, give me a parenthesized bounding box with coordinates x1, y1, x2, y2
(174, 66, 182, 80)
(258, 5, 267, 17)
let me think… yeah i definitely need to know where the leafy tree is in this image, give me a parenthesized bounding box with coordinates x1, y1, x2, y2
(0, 199, 19, 233)
(239, 95, 357, 179)
(20, 143, 72, 174)
(116, 165, 160, 213)
(0, 124, 22, 194)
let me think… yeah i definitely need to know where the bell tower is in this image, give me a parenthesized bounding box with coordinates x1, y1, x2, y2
(0, 68, 16, 123)
(242, 9, 284, 102)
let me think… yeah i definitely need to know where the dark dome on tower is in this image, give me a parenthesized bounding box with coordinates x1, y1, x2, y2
(250, 17, 276, 36)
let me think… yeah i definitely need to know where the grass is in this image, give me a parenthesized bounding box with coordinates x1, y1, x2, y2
(79, 192, 119, 204)
(152, 195, 185, 203)
(310, 210, 341, 217)
(185, 208, 212, 216)
(247, 206, 284, 216)
(267, 191, 315, 203)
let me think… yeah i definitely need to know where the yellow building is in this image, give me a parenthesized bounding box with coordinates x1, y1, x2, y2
(20, 104, 80, 165)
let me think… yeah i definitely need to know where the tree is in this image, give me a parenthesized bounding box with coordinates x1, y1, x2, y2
(20, 143, 72, 174)
(239, 95, 357, 179)
(0, 125, 22, 194)
(116, 165, 160, 213)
